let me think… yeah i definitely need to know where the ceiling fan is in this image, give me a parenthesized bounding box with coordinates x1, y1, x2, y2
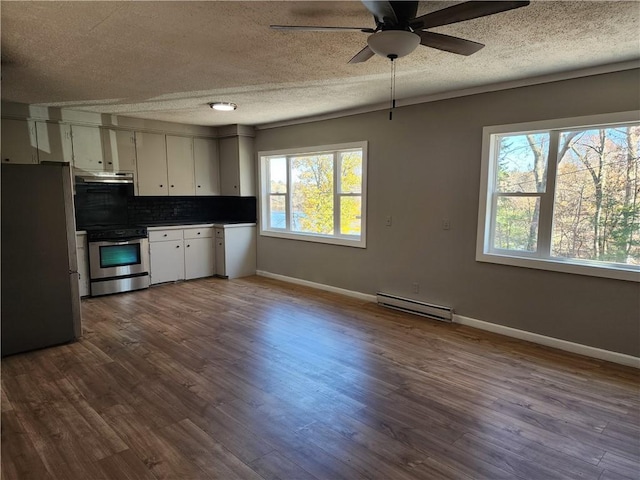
(271, 1, 530, 63)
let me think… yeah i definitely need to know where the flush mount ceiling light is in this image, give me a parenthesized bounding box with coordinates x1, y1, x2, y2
(366, 30, 420, 59)
(209, 102, 237, 111)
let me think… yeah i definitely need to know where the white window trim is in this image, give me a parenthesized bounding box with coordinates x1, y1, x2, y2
(476, 111, 640, 282)
(259, 141, 368, 248)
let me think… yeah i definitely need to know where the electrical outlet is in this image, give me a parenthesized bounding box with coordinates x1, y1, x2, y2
(442, 219, 451, 230)
(412, 282, 419, 293)
(385, 216, 392, 226)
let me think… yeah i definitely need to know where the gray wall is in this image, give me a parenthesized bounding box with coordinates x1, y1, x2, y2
(254, 69, 640, 357)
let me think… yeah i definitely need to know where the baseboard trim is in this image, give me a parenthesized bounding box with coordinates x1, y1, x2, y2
(254, 271, 639, 368)
(454, 314, 640, 369)
(256, 270, 377, 302)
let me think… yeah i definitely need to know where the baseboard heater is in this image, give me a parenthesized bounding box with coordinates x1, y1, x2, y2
(376, 292, 453, 322)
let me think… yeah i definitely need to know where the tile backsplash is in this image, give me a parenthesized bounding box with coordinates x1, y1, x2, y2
(75, 194, 256, 229)
(127, 196, 257, 226)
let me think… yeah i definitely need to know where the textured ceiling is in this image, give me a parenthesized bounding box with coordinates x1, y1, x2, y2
(1, 1, 639, 127)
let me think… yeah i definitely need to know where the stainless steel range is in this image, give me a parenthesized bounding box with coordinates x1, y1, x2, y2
(87, 226, 150, 296)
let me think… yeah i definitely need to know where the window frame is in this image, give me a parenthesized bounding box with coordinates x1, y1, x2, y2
(477, 111, 640, 282)
(259, 141, 368, 248)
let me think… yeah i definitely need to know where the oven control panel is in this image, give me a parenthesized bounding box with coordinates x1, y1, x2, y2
(87, 226, 148, 242)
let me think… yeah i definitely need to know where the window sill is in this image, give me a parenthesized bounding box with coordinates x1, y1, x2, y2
(476, 251, 640, 282)
(260, 229, 366, 248)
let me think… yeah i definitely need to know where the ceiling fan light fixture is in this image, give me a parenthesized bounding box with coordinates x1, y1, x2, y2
(367, 30, 420, 59)
(209, 102, 237, 111)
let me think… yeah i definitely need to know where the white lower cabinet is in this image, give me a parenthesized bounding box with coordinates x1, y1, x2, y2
(184, 228, 214, 279)
(76, 233, 89, 297)
(149, 226, 214, 285)
(214, 225, 256, 279)
(150, 239, 185, 284)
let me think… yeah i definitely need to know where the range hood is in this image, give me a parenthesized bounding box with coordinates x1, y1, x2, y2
(74, 171, 134, 184)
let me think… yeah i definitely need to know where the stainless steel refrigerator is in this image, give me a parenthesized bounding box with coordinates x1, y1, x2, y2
(2, 163, 82, 356)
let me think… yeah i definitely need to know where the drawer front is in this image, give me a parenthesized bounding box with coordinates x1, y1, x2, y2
(214, 228, 225, 239)
(149, 229, 184, 242)
(184, 227, 213, 240)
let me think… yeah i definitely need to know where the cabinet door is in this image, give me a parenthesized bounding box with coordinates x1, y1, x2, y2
(35, 121, 73, 164)
(71, 125, 105, 171)
(215, 237, 226, 277)
(166, 135, 195, 196)
(184, 237, 214, 280)
(136, 132, 168, 196)
(102, 129, 136, 172)
(1, 118, 39, 164)
(150, 240, 184, 284)
(193, 137, 220, 195)
(237, 136, 255, 196)
(76, 234, 89, 297)
(223, 226, 257, 279)
(219, 137, 240, 196)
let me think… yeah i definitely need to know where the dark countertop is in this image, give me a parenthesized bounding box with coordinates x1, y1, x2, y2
(142, 220, 253, 227)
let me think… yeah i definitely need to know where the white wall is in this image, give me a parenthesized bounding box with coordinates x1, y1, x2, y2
(254, 69, 640, 357)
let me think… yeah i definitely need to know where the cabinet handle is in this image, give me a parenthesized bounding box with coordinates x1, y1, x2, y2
(163, 234, 168, 237)
(197, 232, 201, 235)
(108, 161, 112, 165)
(176, 245, 180, 248)
(171, 185, 174, 188)
(160, 184, 163, 187)
(187, 244, 190, 248)
(3, 158, 10, 162)
(197, 185, 201, 188)
(98, 161, 102, 164)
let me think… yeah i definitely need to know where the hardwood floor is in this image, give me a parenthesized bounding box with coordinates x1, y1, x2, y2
(2, 276, 639, 480)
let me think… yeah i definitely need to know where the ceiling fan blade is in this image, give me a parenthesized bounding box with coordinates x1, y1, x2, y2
(270, 25, 375, 33)
(417, 31, 484, 56)
(411, 1, 530, 30)
(348, 45, 375, 64)
(361, 1, 398, 26)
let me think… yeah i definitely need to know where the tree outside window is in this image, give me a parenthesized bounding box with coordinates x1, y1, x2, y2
(479, 113, 639, 281)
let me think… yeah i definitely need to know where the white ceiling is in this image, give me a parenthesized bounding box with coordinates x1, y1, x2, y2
(1, 1, 639, 127)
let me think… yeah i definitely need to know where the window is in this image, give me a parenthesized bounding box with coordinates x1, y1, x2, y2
(259, 142, 367, 247)
(477, 112, 640, 282)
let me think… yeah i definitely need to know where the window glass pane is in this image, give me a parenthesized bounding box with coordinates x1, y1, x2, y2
(291, 154, 334, 235)
(496, 133, 549, 193)
(269, 157, 287, 194)
(552, 125, 640, 265)
(269, 195, 286, 229)
(493, 196, 540, 252)
(340, 196, 361, 235)
(339, 151, 362, 194)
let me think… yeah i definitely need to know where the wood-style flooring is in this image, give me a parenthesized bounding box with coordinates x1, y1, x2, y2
(2, 276, 639, 480)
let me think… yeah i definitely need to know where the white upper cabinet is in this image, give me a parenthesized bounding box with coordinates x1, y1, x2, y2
(71, 124, 104, 171)
(136, 132, 168, 196)
(193, 137, 220, 196)
(166, 135, 195, 196)
(35, 121, 73, 164)
(1, 118, 39, 164)
(219, 135, 255, 196)
(101, 128, 136, 172)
